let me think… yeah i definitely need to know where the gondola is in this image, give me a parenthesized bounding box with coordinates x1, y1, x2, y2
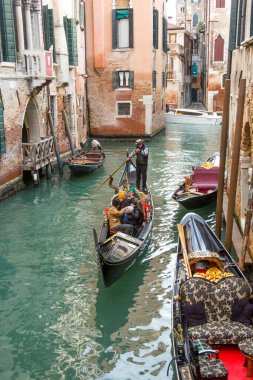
(172, 152, 220, 209)
(171, 213, 253, 380)
(93, 159, 154, 287)
(66, 140, 106, 174)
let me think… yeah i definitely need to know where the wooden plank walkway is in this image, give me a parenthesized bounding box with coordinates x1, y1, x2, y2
(223, 192, 252, 264)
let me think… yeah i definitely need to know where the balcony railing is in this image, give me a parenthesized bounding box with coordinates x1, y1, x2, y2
(21, 50, 53, 89)
(167, 69, 175, 80)
(22, 137, 54, 171)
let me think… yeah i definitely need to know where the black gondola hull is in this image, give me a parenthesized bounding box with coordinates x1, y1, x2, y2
(172, 185, 217, 209)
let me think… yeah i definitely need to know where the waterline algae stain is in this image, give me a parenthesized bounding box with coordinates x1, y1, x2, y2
(0, 123, 221, 379)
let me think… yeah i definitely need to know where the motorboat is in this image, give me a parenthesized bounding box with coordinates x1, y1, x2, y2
(166, 108, 222, 126)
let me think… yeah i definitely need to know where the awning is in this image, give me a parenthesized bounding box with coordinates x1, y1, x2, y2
(116, 10, 129, 19)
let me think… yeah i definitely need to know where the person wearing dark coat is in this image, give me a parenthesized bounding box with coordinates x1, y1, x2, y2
(128, 139, 149, 192)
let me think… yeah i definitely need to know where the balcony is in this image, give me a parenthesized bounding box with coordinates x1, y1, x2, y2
(22, 137, 54, 172)
(22, 50, 54, 90)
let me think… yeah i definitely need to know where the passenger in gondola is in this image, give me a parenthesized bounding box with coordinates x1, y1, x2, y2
(108, 198, 134, 235)
(108, 176, 129, 193)
(111, 190, 127, 209)
(126, 186, 140, 205)
(123, 198, 145, 228)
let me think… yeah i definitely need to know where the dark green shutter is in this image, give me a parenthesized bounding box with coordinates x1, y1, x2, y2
(43, 6, 56, 62)
(112, 10, 117, 49)
(250, 0, 253, 37)
(239, 0, 246, 43)
(152, 71, 157, 89)
(64, 17, 78, 66)
(0, 101, 6, 155)
(237, 0, 243, 46)
(229, 0, 238, 51)
(162, 17, 167, 53)
(153, 9, 158, 49)
(129, 8, 134, 48)
(162, 71, 166, 89)
(129, 71, 134, 89)
(112, 71, 118, 89)
(0, 0, 16, 62)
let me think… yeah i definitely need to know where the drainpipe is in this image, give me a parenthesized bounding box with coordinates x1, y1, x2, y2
(83, 1, 91, 139)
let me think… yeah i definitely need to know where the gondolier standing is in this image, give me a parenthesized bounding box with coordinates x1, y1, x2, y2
(128, 139, 149, 192)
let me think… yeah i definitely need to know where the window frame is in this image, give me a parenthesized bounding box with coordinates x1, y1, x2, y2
(216, 0, 225, 8)
(214, 34, 224, 61)
(112, 8, 134, 50)
(116, 101, 132, 118)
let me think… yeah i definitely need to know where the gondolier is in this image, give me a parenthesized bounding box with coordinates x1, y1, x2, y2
(128, 139, 149, 192)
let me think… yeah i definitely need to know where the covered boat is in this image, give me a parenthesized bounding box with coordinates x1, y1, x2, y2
(172, 152, 220, 209)
(66, 140, 105, 174)
(93, 159, 154, 287)
(171, 213, 253, 380)
(166, 108, 222, 126)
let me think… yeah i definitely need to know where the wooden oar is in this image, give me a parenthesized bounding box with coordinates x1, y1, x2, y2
(93, 159, 128, 194)
(177, 224, 192, 277)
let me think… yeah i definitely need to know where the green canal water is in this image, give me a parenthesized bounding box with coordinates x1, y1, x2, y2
(0, 123, 221, 380)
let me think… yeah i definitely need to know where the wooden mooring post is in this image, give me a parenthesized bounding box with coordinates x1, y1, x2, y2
(224, 79, 246, 252)
(62, 110, 75, 156)
(215, 79, 231, 239)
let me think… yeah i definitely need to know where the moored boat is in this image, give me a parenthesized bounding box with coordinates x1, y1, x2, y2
(172, 213, 253, 380)
(172, 152, 220, 209)
(66, 140, 106, 174)
(93, 159, 154, 287)
(166, 108, 222, 126)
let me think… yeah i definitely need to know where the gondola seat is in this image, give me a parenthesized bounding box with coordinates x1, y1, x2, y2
(180, 276, 253, 344)
(192, 167, 219, 190)
(198, 357, 228, 379)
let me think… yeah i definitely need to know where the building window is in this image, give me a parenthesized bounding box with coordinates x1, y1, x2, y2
(0, 97, 5, 155)
(116, 101, 132, 118)
(162, 17, 168, 53)
(181, 7, 185, 12)
(43, 6, 56, 62)
(162, 71, 166, 89)
(113, 70, 134, 89)
(79, 2, 85, 30)
(221, 73, 227, 88)
(192, 63, 198, 76)
(152, 70, 157, 88)
(112, 9, 133, 49)
(214, 35, 224, 61)
(50, 96, 58, 130)
(192, 0, 199, 2)
(153, 8, 159, 49)
(63, 17, 78, 66)
(0, 0, 16, 62)
(192, 13, 199, 27)
(216, 0, 225, 8)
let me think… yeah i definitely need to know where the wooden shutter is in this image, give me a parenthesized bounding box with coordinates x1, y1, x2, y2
(229, 0, 239, 51)
(152, 71, 157, 89)
(214, 35, 224, 61)
(64, 18, 78, 66)
(112, 71, 118, 89)
(239, 0, 246, 43)
(192, 13, 198, 27)
(162, 71, 166, 88)
(43, 6, 56, 62)
(162, 17, 167, 53)
(128, 8, 134, 48)
(112, 10, 117, 49)
(216, 0, 225, 7)
(237, 0, 244, 46)
(153, 9, 159, 49)
(0, 100, 5, 155)
(129, 71, 134, 89)
(0, 0, 16, 62)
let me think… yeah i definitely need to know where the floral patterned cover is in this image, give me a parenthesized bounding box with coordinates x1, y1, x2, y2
(180, 276, 253, 344)
(199, 357, 228, 379)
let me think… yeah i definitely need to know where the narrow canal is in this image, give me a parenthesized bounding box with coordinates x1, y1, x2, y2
(0, 123, 221, 380)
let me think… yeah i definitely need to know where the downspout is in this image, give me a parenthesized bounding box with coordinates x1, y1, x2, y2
(83, 1, 91, 139)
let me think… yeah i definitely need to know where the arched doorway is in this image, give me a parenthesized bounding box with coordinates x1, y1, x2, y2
(22, 98, 40, 143)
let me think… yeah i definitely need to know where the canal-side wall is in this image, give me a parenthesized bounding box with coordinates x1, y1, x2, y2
(228, 41, 253, 258)
(85, 0, 167, 137)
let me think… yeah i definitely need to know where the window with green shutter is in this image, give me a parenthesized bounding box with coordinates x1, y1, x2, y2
(0, 100, 6, 155)
(162, 71, 166, 89)
(250, 0, 253, 37)
(112, 70, 134, 89)
(153, 9, 159, 49)
(152, 71, 157, 89)
(64, 17, 78, 66)
(236, 0, 244, 46)
(43, 6, 56, 62)
(112, 9, 133, 49)
(0, 0, 16, 62)
(228, 0, 238, 51)
(162, 17, 168, 53)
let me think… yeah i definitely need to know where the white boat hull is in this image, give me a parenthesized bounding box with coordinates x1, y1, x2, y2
(166, 112, 222, 126)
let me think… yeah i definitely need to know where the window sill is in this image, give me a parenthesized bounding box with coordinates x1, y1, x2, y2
(0, 62, 16, 68)
(116, 115, 132, 118)
(113, 48, 133, 52)
(115, 88, 132, 91)
(241, 36, 253, 47)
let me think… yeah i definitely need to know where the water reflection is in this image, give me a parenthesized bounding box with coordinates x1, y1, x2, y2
(0, 123, 221, 379)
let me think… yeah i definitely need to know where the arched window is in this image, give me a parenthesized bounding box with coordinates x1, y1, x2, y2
(214, 35, 224, 61)
(192, 13, 198, 27)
